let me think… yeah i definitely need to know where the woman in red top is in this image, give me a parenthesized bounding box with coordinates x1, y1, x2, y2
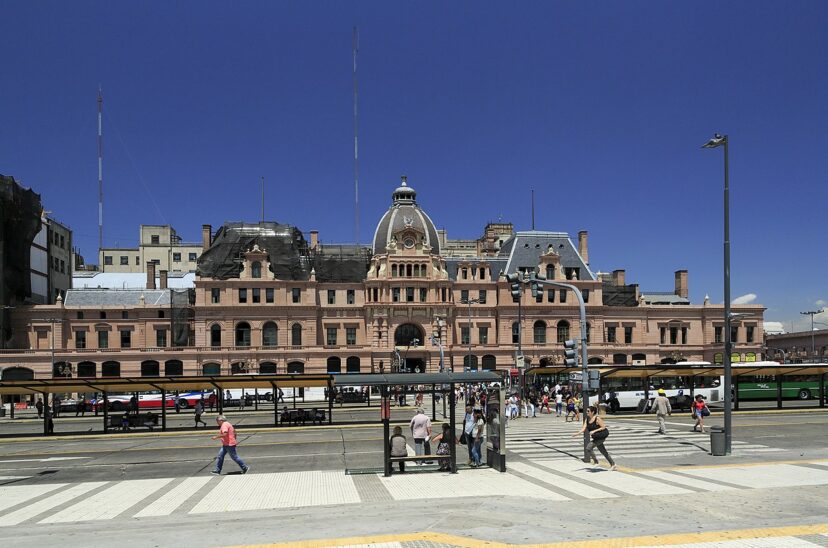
(692, 394, 709, 433)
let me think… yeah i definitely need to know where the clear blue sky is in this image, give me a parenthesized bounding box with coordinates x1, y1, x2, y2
(2, 2, 826, 332)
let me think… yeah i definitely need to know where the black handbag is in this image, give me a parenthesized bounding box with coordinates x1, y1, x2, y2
(592, 429, 609, 441)
(459, 431, 468, 445)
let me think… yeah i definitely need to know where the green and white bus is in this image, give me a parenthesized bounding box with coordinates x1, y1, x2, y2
(734, 362, 828, 401)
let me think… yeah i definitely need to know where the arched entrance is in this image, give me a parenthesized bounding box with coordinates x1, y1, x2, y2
(346, 356, 360, 373)
(394, 324, 424, 347)
(327, 357, 342, 374)
(202, 362, 221, 376)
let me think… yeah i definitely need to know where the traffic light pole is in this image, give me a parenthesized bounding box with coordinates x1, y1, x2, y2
(530, 278, 589, 460)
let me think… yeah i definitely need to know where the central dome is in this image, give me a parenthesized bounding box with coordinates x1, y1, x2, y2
(372, 176, 440, 255)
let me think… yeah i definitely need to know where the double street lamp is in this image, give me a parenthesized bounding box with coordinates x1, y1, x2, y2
(702, 133, 733, 454)
(800, 309, 824, 362)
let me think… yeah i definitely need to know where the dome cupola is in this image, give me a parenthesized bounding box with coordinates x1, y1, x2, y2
(372, 176, 440, 255)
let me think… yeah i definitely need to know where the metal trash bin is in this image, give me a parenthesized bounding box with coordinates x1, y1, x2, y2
(0, 408, 6, 418)
(710, 426, 726, 456)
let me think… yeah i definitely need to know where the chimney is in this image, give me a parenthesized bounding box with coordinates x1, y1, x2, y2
(675, 269, 688, 299)
(146, 261, 156, 290)
(159, 269, 168, 289)
(612, 269, 625, 286)
(201, 224, 212, 250)
(310, 230, 319, 251)
(578, 230, 589, 265)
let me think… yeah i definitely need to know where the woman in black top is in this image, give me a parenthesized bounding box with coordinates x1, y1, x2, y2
(573, 405, 616, 470)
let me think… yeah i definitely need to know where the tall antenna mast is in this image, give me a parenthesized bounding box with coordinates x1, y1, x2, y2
(353, 26, 360, 245)
(531, 189, 535, 230)
(97, 87, 104, 253)
(261, 176, 265, 223)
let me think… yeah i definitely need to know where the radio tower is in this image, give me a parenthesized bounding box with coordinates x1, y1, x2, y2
(97, 88, 104, 253)
(353, 26, 360, 245)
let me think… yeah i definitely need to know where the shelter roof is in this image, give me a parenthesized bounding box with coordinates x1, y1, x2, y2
(524, 363, 828, 378)
(334, 371, 502, 386)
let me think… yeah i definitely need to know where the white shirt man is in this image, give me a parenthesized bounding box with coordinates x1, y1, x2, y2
(409, 409, 432, 463)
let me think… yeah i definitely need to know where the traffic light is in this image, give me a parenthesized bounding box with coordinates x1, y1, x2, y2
(506, 272, 522, 302)
(530, 271, 546, 298)
(563, 339, 578, 367)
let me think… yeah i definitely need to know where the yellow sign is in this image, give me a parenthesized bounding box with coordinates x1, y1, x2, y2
(731, 353, 741, 363)
(745, 352, 757, 362)
(714, 353, 723, 364)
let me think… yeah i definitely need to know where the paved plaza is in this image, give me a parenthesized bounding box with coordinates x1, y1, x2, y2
(0, 407, 826, 547)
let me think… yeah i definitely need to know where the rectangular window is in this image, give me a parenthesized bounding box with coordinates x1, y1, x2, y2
(292, 288, 301, 303)
(99, 311, 107, 319)
(681, 326, 688, 344)
(419, 288, 427, 302)
(479, 326, 488, 345)
(211, 288, 221, 303)
(478, 290, 486, 304)
(406, 287, 414, 302)
(120, 330, 131, 348)
(98, 330, 108, 349)
(392, 288, 400, 302)
(547, 289, 555, 303)
(346, 327, 357, 346)
(172, 252, 181, 262)
(582, 289, 590, 303)
(104, 255, 113, 265)
(326, 327, 337, 346)
(606, 326, 616, 343)
(746, 326, 755, 343)
(75, 331, 86, 349)
(238, 288, 247, 304)
(252, 288, 260, 303)
(347, 289, 355, 304)
(121, 311, 128, 319)
(731, 326, 739, 343)
(512, 322, 520, 344)
(461, 326, 470, 345)
(669, 327, 678, 345)
(152, 259, 160, 265)
(77, 311, 84, 319)
(156, 329, 167, 347)
(660, 327, 666, 345)
(461, 268, 468, 280)
(559, 289, 567, 303)
(624, 326, 633, 344)
(327, 290, 336, 305)
(151, 235, 160, 244)
(53, 257, 59, 270)
(135, 256, 140, 265)
(460, 289, 469, 302)
(189, 252, 197, 261)
(714, 326, 723, 343)
(372, 288, 378, 302)
(60, 260, 65, 273)
(266, 288, 274, 303)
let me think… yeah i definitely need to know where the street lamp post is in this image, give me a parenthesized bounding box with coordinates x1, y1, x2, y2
(800, 310, 824, 362)
(703, 133, 733, 454)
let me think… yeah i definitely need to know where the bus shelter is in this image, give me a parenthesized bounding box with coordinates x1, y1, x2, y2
(524, 363, 828, 409)
(0, 374, 333, 435)
(334, 371, 505, 476)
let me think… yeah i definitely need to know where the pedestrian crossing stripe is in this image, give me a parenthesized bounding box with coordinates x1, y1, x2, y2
(0, 463, 827, 526)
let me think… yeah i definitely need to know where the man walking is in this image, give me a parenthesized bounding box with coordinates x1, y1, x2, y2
(211, 415, 249, 475)
(653, 388, 672, 434)
(409, 409, 432, 464)
(194, 399, 207, 428)
(463, 405, 476, 464)
(75, 396, 86, 417)
(35, 398, 43, 419)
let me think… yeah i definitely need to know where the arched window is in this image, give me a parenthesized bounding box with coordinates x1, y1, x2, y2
(482, 355, 496, 371)
(587, 357, 604, 365)
(230, 361, 249, 375)
(77, 361, 96, 378)
(210, 324, 222, 347)
(546, 265, 555, 280)
(259, 361, 277, 374)
(533, 320, 546, 344)
(1, 367, 34, 381)
(557, 321, 570, 343)
(346, 356, 360, 373)
(202, 362, 221, 376)
(326, 357, 342, 374)
(262, 322, 278, 347)
(286, 361, 304, 374)
(463, 355, 478, 371)
(512, 322, 520, 344)
(612, 353, 628, 365)
(394, 323, 424, 347)
(632, 353, 647, 364)
(291, 323, 302, 346)
(251, 261, 262, 278)
(165, 359, 183, 376)
(101, 361, 120, 377)
(52, 361, 71, 378)
(141, 360, 160, 377)
(235, 322, 251, 347)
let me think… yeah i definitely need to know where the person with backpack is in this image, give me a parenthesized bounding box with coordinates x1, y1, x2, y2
(573, 405, 616, 471)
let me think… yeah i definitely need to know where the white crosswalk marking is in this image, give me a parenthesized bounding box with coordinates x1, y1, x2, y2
(0, 482, 107, 527)
(508, 461, 615, 499)
(532, 459, 694, 495)
(680, 464, 828, 489)
(40, 478, 172, 523)
(635, 470, 737, 491)
(504, 417, 782, 460)
(133, 476, 213, 517)
(0, 483, 66, 513)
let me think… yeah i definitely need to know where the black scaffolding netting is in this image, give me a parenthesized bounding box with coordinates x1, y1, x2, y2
(170, 288, 194, 347)
(197, 222, 371, 282)
(0, 175, 42, 302)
